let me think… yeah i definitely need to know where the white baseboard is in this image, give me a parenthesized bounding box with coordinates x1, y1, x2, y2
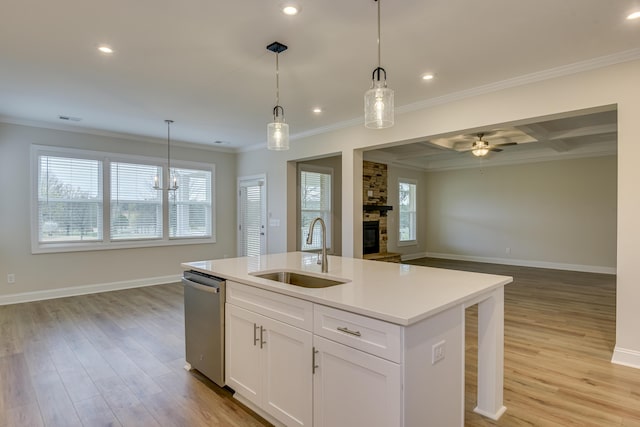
(612, 346, 640, 369)
(400, 252, 429, 261)
(0, 274, 181, 306)
(424, 252, 616, 275)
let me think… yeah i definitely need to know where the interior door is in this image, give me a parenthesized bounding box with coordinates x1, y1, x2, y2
(238, 175, 266, 256)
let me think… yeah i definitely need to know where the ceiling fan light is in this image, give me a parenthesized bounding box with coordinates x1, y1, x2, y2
(472, 147, 489, 157)
(364, 79, 394, 129)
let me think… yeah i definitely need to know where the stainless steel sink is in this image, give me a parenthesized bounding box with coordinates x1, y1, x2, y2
(252, 271, 348, 288)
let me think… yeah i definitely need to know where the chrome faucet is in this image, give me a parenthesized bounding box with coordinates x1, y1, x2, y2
(306, 217, 328, 273)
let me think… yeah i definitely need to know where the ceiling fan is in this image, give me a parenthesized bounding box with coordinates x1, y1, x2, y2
(468, 133, 517, 157)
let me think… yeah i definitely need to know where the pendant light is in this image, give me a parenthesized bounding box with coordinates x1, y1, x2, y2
(153, 119, 178, 191)
(266, 41, 290, 151)
(364, 0, 394, 129)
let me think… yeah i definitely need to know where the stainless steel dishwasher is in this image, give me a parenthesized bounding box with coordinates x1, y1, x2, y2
(182, 270, 225, 387)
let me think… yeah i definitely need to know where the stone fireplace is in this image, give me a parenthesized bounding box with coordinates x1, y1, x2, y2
(362, 161, 400, 262)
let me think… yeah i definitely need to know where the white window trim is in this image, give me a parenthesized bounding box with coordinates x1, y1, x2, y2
(297, 163, 334, 253)
(398, 177, 417, 247)
(31, 144, 216, 254)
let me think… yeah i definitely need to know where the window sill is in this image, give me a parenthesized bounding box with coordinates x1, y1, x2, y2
(32, 236, 216, 254)
(397, 240, 417, 247)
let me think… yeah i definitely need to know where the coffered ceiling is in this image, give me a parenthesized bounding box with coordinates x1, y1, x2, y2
(365, 109, 618, 170)
(0, 0, 638, 149)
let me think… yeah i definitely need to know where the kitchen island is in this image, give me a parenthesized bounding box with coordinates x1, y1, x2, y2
(182, 252, 512, 427)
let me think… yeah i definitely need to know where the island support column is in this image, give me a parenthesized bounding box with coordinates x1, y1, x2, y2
(474, 286, 507, 419)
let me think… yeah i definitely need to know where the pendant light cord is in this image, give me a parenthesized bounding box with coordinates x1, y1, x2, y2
(275, 53, 280, 107)
(377, 0, 381, 69)
(166, 119, 172, 175)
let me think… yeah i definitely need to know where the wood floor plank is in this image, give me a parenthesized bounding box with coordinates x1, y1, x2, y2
(30, 369, 83, 427)
(73, 395, 122, 427)
(0, 403, 44, 427)
(0, 353, 38, 411)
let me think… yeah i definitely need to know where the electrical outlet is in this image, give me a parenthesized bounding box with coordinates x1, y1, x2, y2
(432, 340, 445, 364)
(7, 273, 15, 284)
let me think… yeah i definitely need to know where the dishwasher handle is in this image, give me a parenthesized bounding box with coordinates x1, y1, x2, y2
(182, 277, 220, 294)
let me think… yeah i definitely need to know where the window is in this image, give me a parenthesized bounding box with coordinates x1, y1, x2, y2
(32, 145, 215, 253)
(299, 165, 332, 251)
(111, 162, 163, 240)
(37, 155, 103, 243)
(170, 167, 212, 238)
(398, 179, 417, 244)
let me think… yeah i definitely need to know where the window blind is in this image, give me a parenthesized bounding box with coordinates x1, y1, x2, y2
(38, 155, 103, 242)
(169, 167, 212, 238)
(111, 162, 163, 240)
(399, 181, 417, 241)
(239, 179, 264, 256)
(300, 170, 332, 251)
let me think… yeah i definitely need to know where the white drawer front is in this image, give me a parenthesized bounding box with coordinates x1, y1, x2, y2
(227, 281, 313, 331)
(313, 304, 402, 363)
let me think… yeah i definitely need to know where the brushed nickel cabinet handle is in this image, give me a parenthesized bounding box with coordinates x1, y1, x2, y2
(260, 326, 266, 348)
(337, 326, 362, 337)
(312, 347, 319, 374)
(254, 323, 260, 346)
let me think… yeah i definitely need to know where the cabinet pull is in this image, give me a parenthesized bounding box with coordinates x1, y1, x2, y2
(254, 323, 260, 346)
(260, 326, 266, 348)
(312, 347, 319, 374)
(337, 326, 362, 337)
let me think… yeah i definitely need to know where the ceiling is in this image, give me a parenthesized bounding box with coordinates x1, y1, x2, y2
(0, 0, 638, 150)
(364, 108, 618, 171)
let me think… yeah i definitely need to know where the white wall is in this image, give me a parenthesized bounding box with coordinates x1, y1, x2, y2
(424, 156, 617, 272)
(236, 58, 640, 368)
(0, 123, 237, 299)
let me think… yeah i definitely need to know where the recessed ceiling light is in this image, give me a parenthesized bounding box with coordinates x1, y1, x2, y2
(421, 73, 435, 81)
(98, 45, 114, 54)
(627, 11, 640, 20)
(282, 5, 299, 15)
(313, 107, 322, 114)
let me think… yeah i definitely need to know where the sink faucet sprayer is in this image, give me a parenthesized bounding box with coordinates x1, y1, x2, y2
(306, 217, 328, 273)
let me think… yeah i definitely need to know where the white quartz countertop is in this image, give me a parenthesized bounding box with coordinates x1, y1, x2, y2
(182, 252, 512, 326)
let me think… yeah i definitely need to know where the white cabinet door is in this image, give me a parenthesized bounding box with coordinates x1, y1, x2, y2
(225, 304, 262, 407)
(226, 303, 313, 427)
(262, 316, 313, 427)
(313, 335, 401, 427)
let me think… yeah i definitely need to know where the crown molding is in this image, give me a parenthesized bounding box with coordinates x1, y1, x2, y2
(0, 117, 236, 153)
(396, 48, 640, 115)
(266, 48, 640, 145)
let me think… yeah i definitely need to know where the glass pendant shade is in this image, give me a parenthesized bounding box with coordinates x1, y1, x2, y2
(267, 117, 289, 151)
(364, 78, 394, 129)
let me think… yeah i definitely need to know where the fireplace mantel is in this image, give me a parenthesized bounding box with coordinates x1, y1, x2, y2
(363, 205, 393, 216)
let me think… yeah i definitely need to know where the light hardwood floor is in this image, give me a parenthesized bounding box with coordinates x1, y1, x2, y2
(405, 258, 640, 427)
(1, 259, 639, 426)
(0, 284, 269, 427)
